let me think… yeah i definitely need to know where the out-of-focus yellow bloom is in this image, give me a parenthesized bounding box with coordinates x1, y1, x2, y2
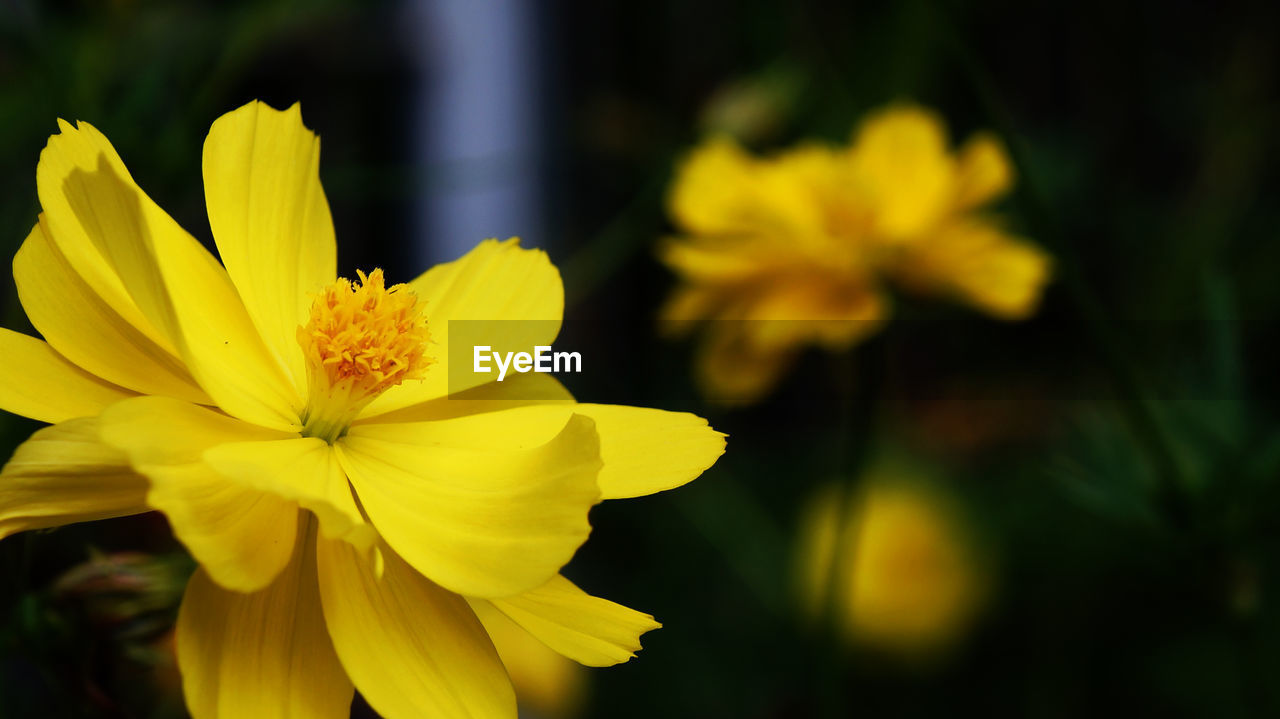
(798, 471, 988, 656)
(662, 104, 1052, 402)
(0, 101, 725, 719)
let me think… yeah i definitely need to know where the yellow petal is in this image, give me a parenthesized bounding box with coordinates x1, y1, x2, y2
(204, 438, 374, 550)
(953, 132, 1014, 210)
(658, 233, 795, 285)
(0, 328, 134, 424)
(679, 269, 888, 404)
(668, 137, 760, 236)
(469, 600, 589, 718)
(0, 418, 148, 540)
(99, 396, 300, 591)
(361, 403, 575, 450)
(570, 404, 724, 500)
(695, 322, 798, 405)
(848, 105, 956, 239)
(203, 101, 337, 394)
(668, 141, 859, 283)
(355, 371, 573, 425)
(35, 124, 178, 354)
(98, 396, 293, 464)
(667, 138, 830, 243)
(669, 137, 753, 235)
(894, 220, 1052, 320)
(737, 275, 887, 351)
(316, 536, 515, 719)
(483, 574, 661, 667)
(337, 412, 601, 598)
(150, 464, 299, 593)
(37, 119, 300, 430)
(701, 281, 880, 397)
(361, 238, 564, 419)
(14, 217, 208, 403)
(761, 143, 866, 256)
(178, 518, 353, 719)
(656, 283, 724, 338)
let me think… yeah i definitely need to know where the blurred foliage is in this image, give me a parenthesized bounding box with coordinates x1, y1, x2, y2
(2, 0, 1280, 717)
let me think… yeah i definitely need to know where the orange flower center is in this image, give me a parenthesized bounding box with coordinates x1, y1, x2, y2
(297, 268, 432, 441)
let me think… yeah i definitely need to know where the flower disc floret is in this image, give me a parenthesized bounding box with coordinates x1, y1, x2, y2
(298, 268, 431, 441)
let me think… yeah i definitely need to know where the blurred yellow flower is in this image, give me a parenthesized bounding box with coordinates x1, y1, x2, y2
(797, 471, 988, 656)
(0, 101, 724, 718)
(661, 103, 1052, 402)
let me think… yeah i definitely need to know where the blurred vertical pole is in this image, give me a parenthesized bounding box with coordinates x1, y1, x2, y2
(410, 0, 545, 266)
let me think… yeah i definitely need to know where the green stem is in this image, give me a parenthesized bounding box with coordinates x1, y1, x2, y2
(562, 172, 670, 308)
(816, 341, 885, 717)
(674, 477, 789, 618)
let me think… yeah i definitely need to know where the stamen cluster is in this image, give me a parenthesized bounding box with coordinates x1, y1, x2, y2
(297, 269, 431, 440)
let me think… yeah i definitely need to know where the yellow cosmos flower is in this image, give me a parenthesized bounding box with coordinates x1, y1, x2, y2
(797, 473, 988, 656)
(661, 103, 1052, 402)
(0, 101, 725, 718)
